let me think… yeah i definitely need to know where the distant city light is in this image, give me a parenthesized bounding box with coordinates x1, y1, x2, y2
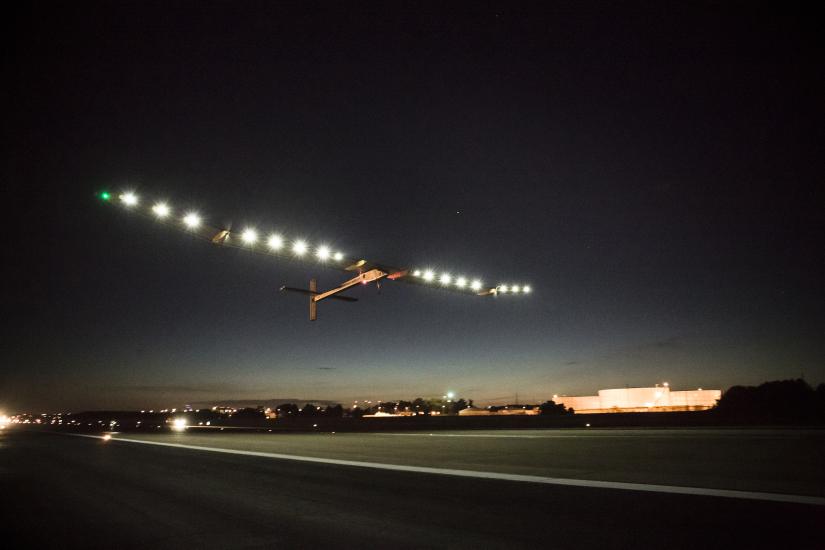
(152, 202, 170, 218)
(267, 234, 284, 250)
(182, 212, 201, 229)
(120, 192, 139, 206)
(292, 240, 308, 256)
(241, 228, 258, 244)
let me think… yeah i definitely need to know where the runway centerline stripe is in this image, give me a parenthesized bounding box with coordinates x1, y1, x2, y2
(61, 433, 825, 506)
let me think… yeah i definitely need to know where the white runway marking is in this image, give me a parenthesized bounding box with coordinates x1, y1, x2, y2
(378, 433, 555, 439)
(62, 433, 825, 506)
(374, 432, 815, 440)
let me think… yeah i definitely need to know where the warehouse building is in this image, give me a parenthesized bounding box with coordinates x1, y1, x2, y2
(553, 384, 720, 413)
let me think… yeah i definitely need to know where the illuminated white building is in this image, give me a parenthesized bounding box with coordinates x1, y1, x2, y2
(554, 385, 721, 413)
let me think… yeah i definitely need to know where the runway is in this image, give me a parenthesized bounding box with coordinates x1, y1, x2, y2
(2, 428, 823, 548)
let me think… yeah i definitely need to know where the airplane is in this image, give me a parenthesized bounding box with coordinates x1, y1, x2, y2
(99, 190, 532, 320)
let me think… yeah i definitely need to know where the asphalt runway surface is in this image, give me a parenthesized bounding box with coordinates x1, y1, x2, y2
(2, 428, 823, 549)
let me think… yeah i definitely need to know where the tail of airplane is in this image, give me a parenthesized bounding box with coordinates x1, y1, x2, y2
(280, 268, 387, 321)
(280, 278, 360, 321)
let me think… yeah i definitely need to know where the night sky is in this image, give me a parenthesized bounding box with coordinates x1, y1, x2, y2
(4, 2, 823, 412)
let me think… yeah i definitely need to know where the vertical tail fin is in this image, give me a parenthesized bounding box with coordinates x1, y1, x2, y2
(309, 278, 317, 321)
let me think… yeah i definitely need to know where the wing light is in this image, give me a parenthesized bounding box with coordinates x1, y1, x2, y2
(183, 212, 201, 229)
(267, 234, 284, 250)
(152, 203, 170, 218)
(241, 228, 258, 244)
(120, 192, 139, 206)
(292, 240, 308, 256)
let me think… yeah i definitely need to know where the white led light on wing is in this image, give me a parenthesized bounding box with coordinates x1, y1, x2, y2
(152, 202, 170, 218)
(317, 245, 331, 260)
(439, 274, 452, 285)
(241, 228, 258, 244)
(120, 192, 139, 206)
(292, 240, 308, 256)
(267, 234, 284, 250)
(423, 270, 435, 282)
(470, 280, 482, 291)
(499, 285, 508, 293)
(183, 212, 201, 228)
(523, 285, 532, 293)
(511, 285, 520, 293)
(455, 277, 467, 288)
(333, 252, 344, 261)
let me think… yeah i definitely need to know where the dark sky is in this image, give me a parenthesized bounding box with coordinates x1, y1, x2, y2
(3, 1, 824, 412)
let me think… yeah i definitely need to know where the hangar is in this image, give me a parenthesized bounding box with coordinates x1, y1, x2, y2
(553, 384, 721, 413)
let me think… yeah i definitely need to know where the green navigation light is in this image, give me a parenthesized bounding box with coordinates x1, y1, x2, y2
(100, 191, 111, 201)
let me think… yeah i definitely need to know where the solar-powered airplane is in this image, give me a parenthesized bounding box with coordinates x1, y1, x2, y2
(99, 190, 532, 320)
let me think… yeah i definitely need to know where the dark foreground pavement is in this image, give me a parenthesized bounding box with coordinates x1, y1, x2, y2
(2, 431, 823, 549)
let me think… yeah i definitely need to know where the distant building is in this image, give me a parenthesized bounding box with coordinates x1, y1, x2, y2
(553, 385, 721, 413)
(459, 405, 540, 416)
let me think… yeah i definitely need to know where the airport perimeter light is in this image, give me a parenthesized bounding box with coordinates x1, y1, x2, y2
(98, 189, 534, 320)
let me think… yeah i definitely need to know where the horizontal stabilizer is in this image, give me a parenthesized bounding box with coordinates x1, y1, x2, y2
(279, 286, 358, 302)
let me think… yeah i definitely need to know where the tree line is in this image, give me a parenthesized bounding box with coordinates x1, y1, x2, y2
(271, 397, 572, 418)
(714, 379, 825, 424)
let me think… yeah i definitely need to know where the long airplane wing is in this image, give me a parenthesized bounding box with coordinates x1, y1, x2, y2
(98, 190, 532, 311)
